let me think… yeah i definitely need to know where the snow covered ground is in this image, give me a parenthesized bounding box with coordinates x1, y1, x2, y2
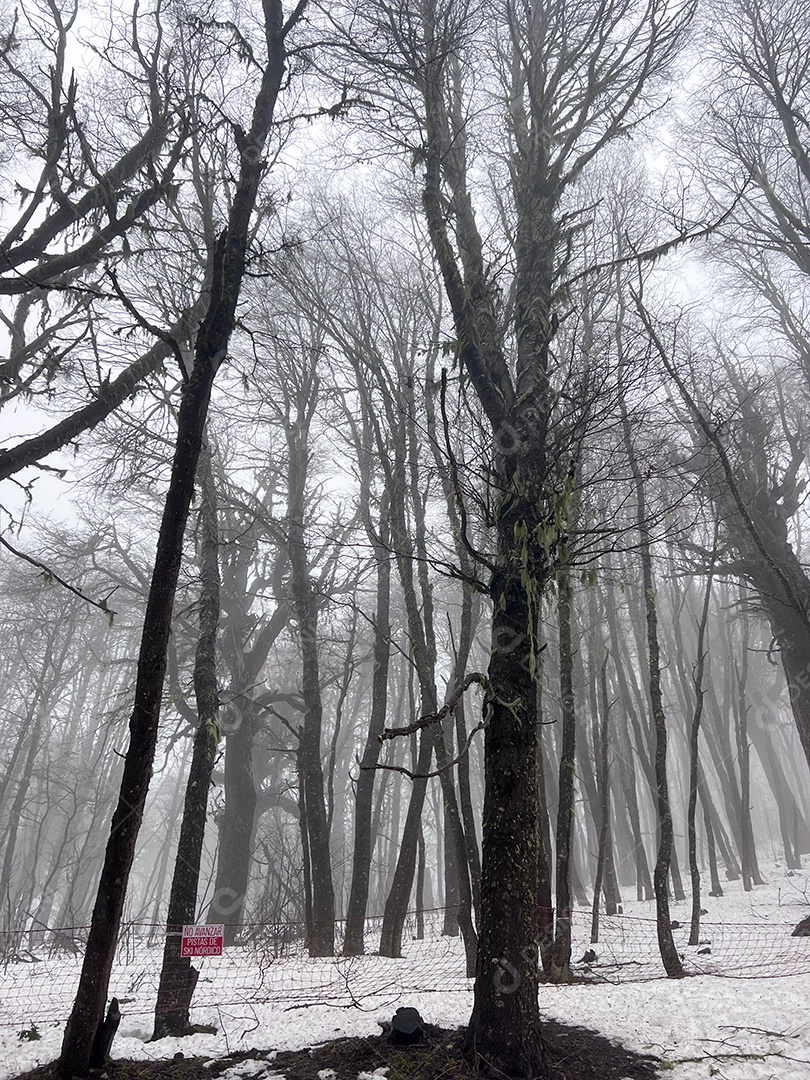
(2, 866, 809, 1080)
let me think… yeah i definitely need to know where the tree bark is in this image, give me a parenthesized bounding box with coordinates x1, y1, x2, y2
(207, 704, 257, 943)
(59, 315, 225, 1073)
(344, 502, 391, 955)
(620, 388, 683, 979)
(153, 443, 221, 1038)
(286, 417, 335, 957)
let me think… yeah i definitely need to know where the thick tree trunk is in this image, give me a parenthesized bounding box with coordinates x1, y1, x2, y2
(465, 566, 546, 1076)
(207, 709, 257, 943)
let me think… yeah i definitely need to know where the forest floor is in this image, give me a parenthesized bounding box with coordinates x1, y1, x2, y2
(3, 865, 810, 1080)
(8, 1017, 660, 1080)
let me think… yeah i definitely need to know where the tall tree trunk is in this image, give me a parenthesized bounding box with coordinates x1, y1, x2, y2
(286, 428, 335, 957)
(734, 606, 764, 888)
(207, 547, 289, 940)
(702, 792, 723, 898)
(536, 678, 554, 974)
(551, 568, 576, 981)
(58, 8, 299, 1067)
(442, 794, 461, 937)
(587, 593, 621, 915)
(425, 347, 483, 919)
(465, 537, 547, 1073)
(620, 389, 683, 979)
(688, 556, 714, 946)
(207, 707, 258, 943)
(344, 503, 391, 955)
(430, 722, 478, 976)
(591, 654, 613, 943)
(60, 310, 227, 1072)
(297, 746, 313, 948)
(379, 732, 432, 956)
(454, 692, 482, 919)
(153, 443, 221, 1038)
(605, 583, 653, 900)
(0, 712, 44, 926)
(376, 400, 476, 972)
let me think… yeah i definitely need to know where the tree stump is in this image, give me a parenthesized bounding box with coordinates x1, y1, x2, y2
(89, 998, 121, 1068)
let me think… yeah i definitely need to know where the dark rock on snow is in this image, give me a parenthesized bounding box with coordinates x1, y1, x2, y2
(390, 1007, 423, 1045)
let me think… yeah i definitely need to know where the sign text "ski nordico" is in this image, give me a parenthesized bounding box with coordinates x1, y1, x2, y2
(181, 924, 224, 957)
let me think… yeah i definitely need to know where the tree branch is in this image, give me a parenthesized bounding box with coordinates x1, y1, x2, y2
(0, 534, 116, 616)
(380, 671, 489, 741)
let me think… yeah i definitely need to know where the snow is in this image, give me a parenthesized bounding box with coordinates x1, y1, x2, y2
(2, 866, 809, 1079)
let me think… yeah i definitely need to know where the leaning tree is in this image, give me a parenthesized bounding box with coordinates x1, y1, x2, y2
(58, 2, 310, 1073)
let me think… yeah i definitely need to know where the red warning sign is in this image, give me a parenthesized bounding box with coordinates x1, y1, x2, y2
(181, 924, 224, 957)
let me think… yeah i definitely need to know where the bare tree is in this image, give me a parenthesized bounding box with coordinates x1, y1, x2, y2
(323, 0, 694, 1069)
(0, 0, 193, 500)
(59, 3, 309, 1072)
(152, 443, 221, 1039)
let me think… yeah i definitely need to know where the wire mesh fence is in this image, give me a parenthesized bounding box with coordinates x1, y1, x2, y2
(1, 906, 808, 1029)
